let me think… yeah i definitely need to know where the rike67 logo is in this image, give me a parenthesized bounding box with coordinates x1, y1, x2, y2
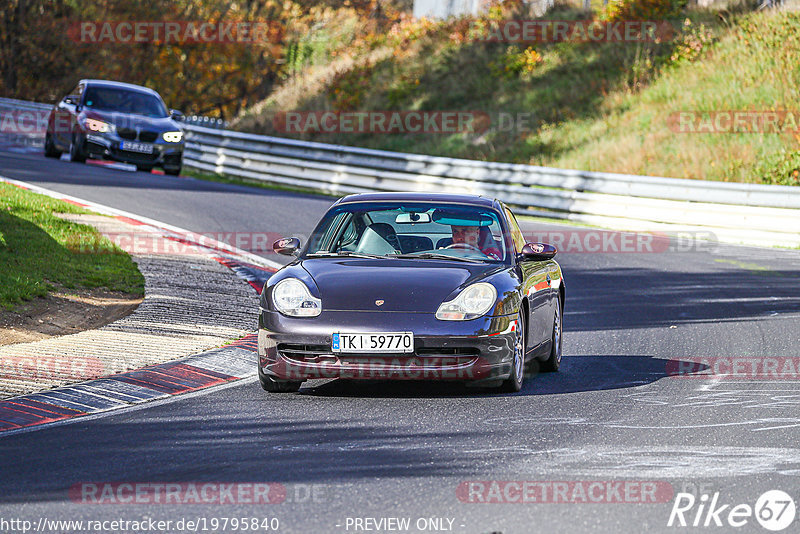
(668, 490, 796, 531)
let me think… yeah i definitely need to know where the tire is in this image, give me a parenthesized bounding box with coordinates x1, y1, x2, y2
(69, 134, 86, 163)
(499, 313, 525, 392)
(164, 166, 182, 176)
(44, 132, 62, 158)
(540, 293, 563, 372)
(258, 367, 302, 393)
(136, 164, 154, 173)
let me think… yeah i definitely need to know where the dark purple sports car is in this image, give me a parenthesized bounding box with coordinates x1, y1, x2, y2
(257, 192, 564, 392)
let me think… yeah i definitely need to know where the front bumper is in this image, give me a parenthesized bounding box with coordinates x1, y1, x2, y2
(85, 133, 183, 168)
(258, 310, 518, 384)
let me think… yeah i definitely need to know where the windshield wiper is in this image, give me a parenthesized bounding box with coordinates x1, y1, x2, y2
(306, 251, 386, 259)
(391, 252, 485, 263)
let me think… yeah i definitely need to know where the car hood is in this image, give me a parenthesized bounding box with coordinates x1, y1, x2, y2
(300, 258, 502, 312)
(82, 109, 180, 133)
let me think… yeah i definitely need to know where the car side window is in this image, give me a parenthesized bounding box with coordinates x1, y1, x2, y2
(68, 84, 82, 98)
(328, 213, 369, 252)
(64, 84, 83, 105)
(308, 212, 346, 252)
(504, 207, 526, 254)
(337, 216, 360, 251)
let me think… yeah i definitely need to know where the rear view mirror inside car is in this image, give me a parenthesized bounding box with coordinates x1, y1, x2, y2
(395, 212, 431, 224)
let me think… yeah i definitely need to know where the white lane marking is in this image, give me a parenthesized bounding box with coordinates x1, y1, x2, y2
(516, 446, 800, 477)
(684, 297, 800, 303)
(87, 159, 135, 171)
(484, 411, 800, 432)
(697, 375, 722, 391)
(589, 419, 800, 431)
(0, 174, 282, 270)
(624, 389, 800, 413)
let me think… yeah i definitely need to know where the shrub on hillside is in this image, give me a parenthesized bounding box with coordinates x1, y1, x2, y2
(603, 0, 686, 22)
(669, 18, 715, 63)
(329, 63, 375, 110)
(756, 150, 800, 186)
(490, 46, 544, 78)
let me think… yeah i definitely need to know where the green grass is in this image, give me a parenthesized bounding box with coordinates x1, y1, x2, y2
(233, 7, 800, 185)
(539, 10, 800, 183)
(0, 183, 144, 310)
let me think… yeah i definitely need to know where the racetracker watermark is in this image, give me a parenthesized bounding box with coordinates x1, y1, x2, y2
(0, 517, 280, 533)
(521, 230, 718, 254)
(470, 20, 675, 43)
(0, 110, 189, 136)
(272, 111, 490, 134)
(456, 480, 674, 503)
(68, 230, 718, 255)
(666, 357, 800, 380)
(67, 21, 283, 44)
(273, 356, 495, 381)
(67, 231, 304, 256)
(69, 482, 286, 504)
(668, 111, 800, 134)
(0, 355, 103, 382)
(0, 109, 49, 136)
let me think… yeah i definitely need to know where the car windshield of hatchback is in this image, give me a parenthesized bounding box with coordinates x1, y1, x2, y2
(83, 87, 168, 118)
(304, 202, 508, 262)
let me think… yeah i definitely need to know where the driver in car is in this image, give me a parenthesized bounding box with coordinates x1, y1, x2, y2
(451, 225, 502, 259)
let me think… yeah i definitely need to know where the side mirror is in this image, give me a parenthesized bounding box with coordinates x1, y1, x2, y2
(170, 109, 185, 121)
(520, 242, 557, 261)
(273, 237, 301, 256)
(63, 96, 76, 105)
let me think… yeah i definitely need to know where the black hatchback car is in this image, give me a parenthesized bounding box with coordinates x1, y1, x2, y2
(44, 79, 184, 174)
(258, 192, 565, 393)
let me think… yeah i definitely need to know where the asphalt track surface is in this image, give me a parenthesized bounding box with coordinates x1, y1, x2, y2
(2, 149, 800, 534)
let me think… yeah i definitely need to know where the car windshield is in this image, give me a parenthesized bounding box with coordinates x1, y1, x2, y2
(304, 202, 509, 262)
(83, 87, 168, 118)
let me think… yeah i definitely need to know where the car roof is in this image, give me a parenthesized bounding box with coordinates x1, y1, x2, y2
(79, 79, 161, 96)
(336, 192, 498, 208)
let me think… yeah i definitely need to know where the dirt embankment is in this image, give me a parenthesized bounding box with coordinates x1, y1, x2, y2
(0, 287, 141, 346)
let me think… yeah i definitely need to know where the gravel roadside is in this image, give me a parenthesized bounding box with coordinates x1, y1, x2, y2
(0, 213, 259, 398)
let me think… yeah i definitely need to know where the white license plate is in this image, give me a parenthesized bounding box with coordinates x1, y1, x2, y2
(332, 332, 414, 353)
(121, 141, 154, 154)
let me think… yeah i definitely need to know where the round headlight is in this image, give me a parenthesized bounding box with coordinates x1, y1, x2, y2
(436, 282, 497, 321)
(461, 283, 497, 315)
(272, 278, 321, 317)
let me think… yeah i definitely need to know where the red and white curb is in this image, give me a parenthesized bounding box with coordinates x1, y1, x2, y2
(0, 176, 281, 435)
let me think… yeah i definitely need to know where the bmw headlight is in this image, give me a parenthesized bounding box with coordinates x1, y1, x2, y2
(83, 118, 114, 133)
(435, 282, 497, 321)
(272, 278, 321, 317)
(163, 131, 183, 143)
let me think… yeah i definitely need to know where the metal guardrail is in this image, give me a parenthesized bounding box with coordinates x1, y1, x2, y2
(2, 97, 798, 248)
(0, 96, 52, 112)
(182, 124, 800, 248)
(0, 97, 52, 148)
